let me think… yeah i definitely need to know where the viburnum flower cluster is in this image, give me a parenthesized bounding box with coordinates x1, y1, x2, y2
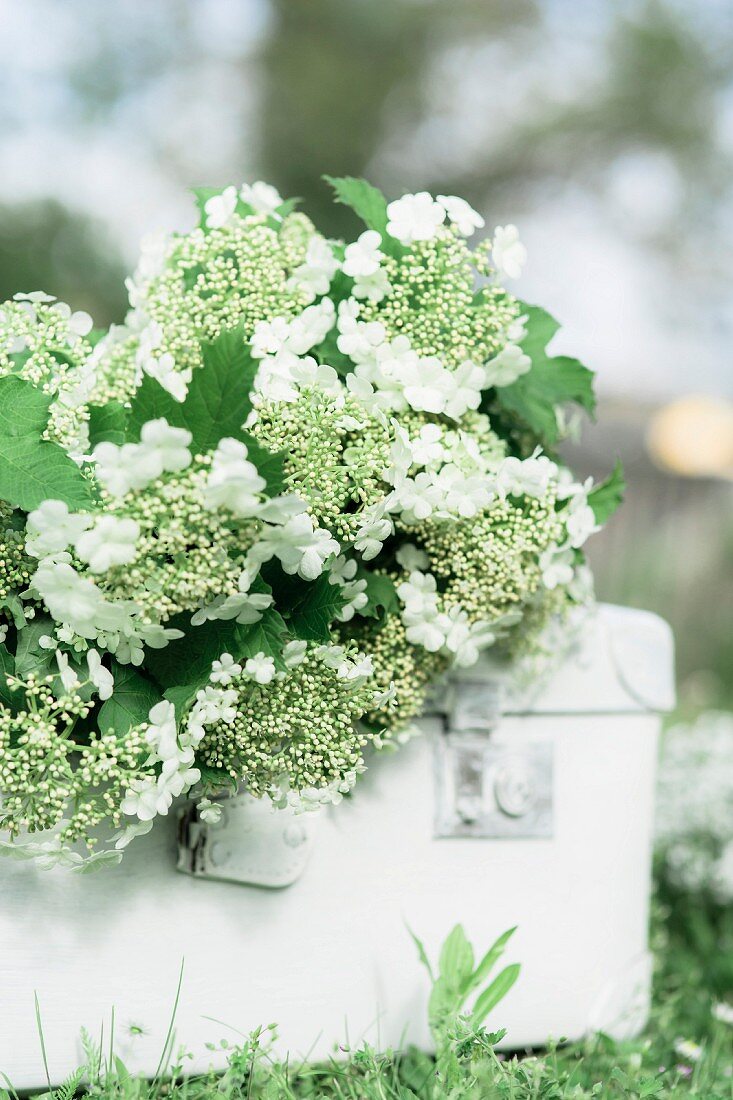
(0, 177, 621, 868)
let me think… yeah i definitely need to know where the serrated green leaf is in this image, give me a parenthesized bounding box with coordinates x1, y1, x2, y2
(98, 663, 162, 734)
(13, 617, 55, 679)
(127, 325, 260, 455)
(495, 305, 596, 446)
(146, 608, 289, 691)
(439, 924, 475, 993)
(263, 564, 343, 642)
(324, 175, 389, 235)
(470, 963, 521, 1026)
(588, 460, 625, 525)
(0, 376, 94, 511)
(87, 402, 128, 448)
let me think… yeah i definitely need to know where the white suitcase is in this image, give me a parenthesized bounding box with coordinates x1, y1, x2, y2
(0, 603, 674, 1090)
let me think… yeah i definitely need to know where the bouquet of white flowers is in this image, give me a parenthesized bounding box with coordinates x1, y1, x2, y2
(0, 177, 622, 868)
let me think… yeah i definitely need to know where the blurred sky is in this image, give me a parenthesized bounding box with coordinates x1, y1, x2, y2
(0, 0, 731, 400)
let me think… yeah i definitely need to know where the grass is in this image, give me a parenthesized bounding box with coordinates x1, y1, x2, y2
(4, 878, 732, 1099)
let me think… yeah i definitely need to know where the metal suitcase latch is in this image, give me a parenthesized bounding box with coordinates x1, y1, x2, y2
(434, 677, 553, 839)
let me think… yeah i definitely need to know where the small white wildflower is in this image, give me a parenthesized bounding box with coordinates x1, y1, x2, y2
(674, 1039, 703, 1063)
(343, 230, 384, 278)
(204, 437, 266, 517)
(395, 543, 430, 572)
(249, 513, 339, 581)
(198, 799, 223, 825)
(139, 419, 193, 474)
(713, 1002, 733, 1025)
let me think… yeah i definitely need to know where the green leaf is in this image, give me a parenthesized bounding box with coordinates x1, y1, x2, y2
(127, 325, 261, 455)
(427, 976, 461, 1030)
(0, 594, 27, 630)
(588, 460, 625, 525)
(0, 643, 17, 709)
(439, 924, 475, 994)
(146, 608, 289, 691)
(0, 376, 94, 511)
(191, 186, 223, 227)
(263, 563, 343, 642)
(87, 402, 128, 448)
(98, 664, 162, 734)
(468, 926, 517, 993)
(360, 570, 399, 622)
(14, 617, 55, 679)
(470, 963, 521, 1026)
(406, 925, 434, 982)
(164, 683, 199, 723)
(495, 305, 596, 446)
(324, 175, 389, 236)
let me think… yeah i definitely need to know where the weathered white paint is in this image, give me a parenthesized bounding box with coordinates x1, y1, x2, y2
(0, 604, 673, 1089)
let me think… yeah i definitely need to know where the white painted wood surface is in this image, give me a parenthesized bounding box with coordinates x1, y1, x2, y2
(0, 605, 673, 1089)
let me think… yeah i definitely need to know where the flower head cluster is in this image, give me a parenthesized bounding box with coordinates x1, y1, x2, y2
(0, 178, 613, 865)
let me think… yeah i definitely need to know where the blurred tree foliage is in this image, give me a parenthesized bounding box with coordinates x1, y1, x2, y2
(0, 200, 127, 325)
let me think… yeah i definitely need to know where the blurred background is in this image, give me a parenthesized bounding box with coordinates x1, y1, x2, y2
(0, 0, 730, 713)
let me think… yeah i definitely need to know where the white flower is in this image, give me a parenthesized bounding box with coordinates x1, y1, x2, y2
(32, 562, 105, 639)
(442, 607, 496, 667)
(244, 652, 276, 685)
(343, 230, 384, 278)
(674, 1039, 702, 1063)
(410, 424, 445, 468)
(240, 181, 283, 215)
(337, 654, 374, 684)
(249, 513, 339, 581)
(204, 186, 238, 229)
(563, 493, 599, 549)
(437, 195, 485, 237)
(713, 1002, 733, 1026)
(496, 451, 557, 499)
(484, 344, 531, 387)
(56, 650, 80, 694)
(204, 437, 266, 517)
(432, 464, 493, 518)
(25, 500, 92, 559)
(397, 569, 439, 611)
(401, 356, 453, 414)
(74, 516, 140, 573)
(121, 777, 173, 822)
(87, 649, 114, 700)
(144, 352, 191, 402)
(289, 237, 339, 302)
(492, 224, 527, 280)
(443, 359, 486, 420)
(354, 500, 394, 561)
(336, 299, 386, 363)
(139, 419, 193, 474)
(283, 640, 308, 668)
(352, 267, 391, 303)
(386, 192, 445, 244)
(210, 653, 242, 686)
(539, 545, 575, 590)
(198, 799, 223, 825)
(395, 543, 430, 572)
(389, 472, 442, 525)
(251, 315, 292, 359)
